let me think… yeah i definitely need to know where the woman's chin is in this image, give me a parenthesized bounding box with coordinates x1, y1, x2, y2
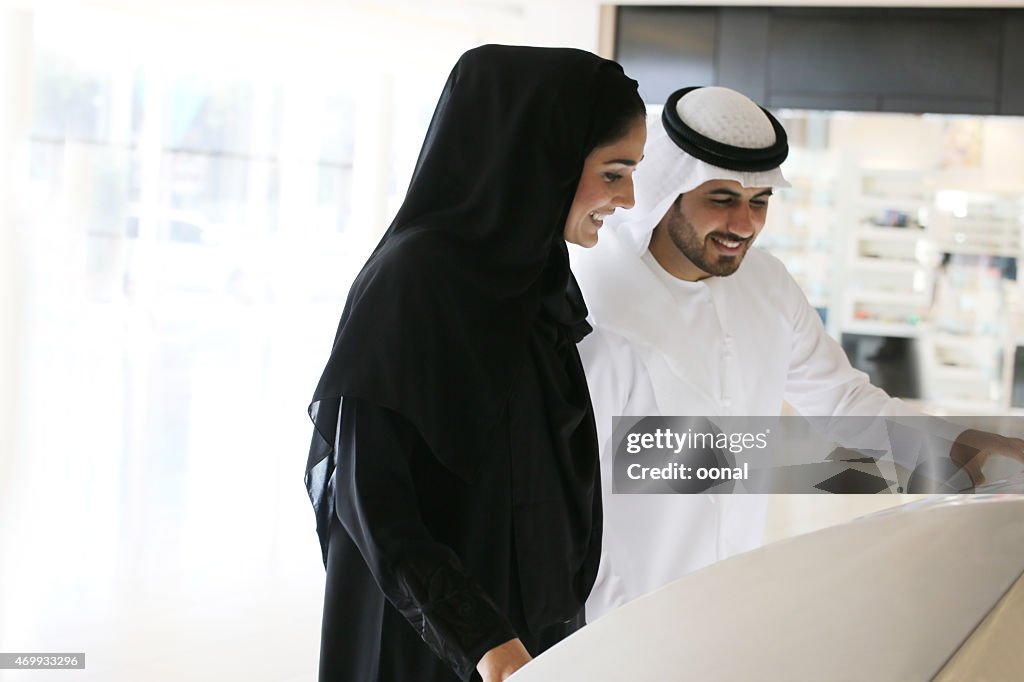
(568, 230, 599, 249)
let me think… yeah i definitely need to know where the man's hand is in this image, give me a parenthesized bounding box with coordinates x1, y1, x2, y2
(949, 429, 1024, 485)
(477, 638, 532, 682)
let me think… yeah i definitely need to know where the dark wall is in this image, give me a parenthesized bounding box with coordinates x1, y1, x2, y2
(616, 6, 1024, 115)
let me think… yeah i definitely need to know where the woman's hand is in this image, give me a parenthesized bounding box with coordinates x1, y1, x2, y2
(477, 638, 532, 681)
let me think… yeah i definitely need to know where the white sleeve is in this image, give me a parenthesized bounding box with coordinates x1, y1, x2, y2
(783, 275, 916, 421)
(578, 327, 659, 621)
(780, 274, 965, 463)
(579, 327, 658, 455)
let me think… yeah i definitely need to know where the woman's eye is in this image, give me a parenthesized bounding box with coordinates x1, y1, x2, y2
(603, 172, 622, 182)
(751, 200, 769, 209)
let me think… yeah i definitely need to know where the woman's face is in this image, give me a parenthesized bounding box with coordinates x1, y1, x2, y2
(563, 116, 646, 248)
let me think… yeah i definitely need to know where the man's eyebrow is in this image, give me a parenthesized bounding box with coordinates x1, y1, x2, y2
(707, 188, 774, 198)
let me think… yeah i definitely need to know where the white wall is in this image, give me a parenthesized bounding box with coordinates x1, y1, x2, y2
(0, 8, 32, 536)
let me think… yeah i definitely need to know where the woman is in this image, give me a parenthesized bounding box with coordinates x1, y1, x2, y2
(305, 44, 646, 682)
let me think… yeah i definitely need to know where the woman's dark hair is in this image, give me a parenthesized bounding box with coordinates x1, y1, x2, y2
(585, 63, 647, 151)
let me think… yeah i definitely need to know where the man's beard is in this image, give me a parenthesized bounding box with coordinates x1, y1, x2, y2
(666, 207, 750, 278)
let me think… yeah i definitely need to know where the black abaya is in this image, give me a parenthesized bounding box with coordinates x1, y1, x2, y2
(305, 44, 641, 681)
(320, 310, 601, 681)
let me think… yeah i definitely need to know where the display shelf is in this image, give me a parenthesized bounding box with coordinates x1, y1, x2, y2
(847, 290, 931, 305)
(841, 320, 921, 338)
(827, 163, 1024, 411)
(775, 128, 1024, 413)
(852, 227, 929, 263)
(844, 289, 930, 335)
(917, 327, 1007, 409)
(933, 243, 1018, 257)
(850, 258, 926, 273)
(930, 365, 989, 381)
(930, 192, 1023, 258)
(920, 397, 1006, 414)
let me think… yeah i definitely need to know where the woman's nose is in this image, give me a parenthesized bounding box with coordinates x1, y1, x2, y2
(616, 178, 636, 210)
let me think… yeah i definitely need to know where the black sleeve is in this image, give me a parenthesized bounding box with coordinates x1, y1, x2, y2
(334, 397, 518, 680)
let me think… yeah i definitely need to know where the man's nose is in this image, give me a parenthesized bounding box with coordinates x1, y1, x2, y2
(728, 205, 758, 237)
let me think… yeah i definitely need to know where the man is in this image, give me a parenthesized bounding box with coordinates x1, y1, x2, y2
(573, 85, 1024, 620)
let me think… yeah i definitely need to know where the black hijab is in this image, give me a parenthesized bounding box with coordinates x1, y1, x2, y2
(306, 45, 641, 560)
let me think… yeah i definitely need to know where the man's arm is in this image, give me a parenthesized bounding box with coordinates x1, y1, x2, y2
(781, 271, 1024, 484)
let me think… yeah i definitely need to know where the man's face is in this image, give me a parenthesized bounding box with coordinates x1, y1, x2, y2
(654, 179, 773, 281)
